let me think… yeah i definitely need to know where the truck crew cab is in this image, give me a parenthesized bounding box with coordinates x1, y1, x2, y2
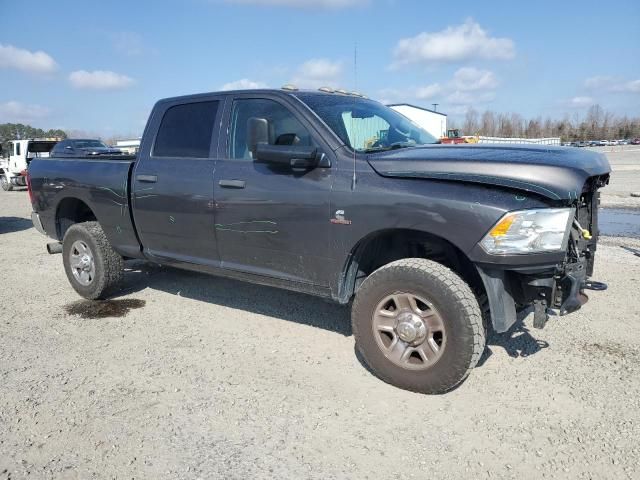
(27, 88, 610, 394)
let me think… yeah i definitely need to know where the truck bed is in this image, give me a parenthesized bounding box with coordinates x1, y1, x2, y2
(29, 156, 141, 258)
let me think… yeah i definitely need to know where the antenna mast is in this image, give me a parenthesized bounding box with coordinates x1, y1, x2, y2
(351, 43, 357, 191)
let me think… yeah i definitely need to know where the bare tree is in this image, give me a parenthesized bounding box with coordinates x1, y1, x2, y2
(463, 108, 479, 135)
(457, 105, 639, 141)
(481, 111, 496, 136)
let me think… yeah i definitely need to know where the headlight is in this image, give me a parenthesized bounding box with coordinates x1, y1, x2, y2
(480, 208, 573, 255)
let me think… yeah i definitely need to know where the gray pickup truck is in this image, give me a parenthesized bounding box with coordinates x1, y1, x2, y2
(28, 88, 610, 394)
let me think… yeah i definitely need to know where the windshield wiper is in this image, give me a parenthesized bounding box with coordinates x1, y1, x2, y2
(362, 142, 417, 153)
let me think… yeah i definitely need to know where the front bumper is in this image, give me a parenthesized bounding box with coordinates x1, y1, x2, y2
(477, 256, 607, 333)
(475, 187, 608, 332)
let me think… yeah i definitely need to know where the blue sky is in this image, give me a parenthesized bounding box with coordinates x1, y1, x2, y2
(1, 0, 639, 137)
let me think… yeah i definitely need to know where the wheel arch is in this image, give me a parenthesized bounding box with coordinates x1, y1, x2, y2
(55, 197, 98, 240)
(337, 228, 487, 307)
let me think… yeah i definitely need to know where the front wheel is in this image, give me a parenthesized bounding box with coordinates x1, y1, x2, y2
(352, 258, 486, 394)
(62, 221, 124, 300)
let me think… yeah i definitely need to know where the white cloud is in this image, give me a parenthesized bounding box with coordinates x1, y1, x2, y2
(69, 70, 135, 90)
(584, 76, 615, 90)
(378, 67, 498, 108)
(446, 90, 495, 105)
(0, 44, 57, 73)
(0, 101, 50, 123)
(568, 96, 595, 108)
(415, 83, 443, 100)
(452, 67, 499, 91)
(111, 32, 146, 56)
(224, 0, 366, 8)
(375, 88, 403, 105)
(585, 75, 640, 94)
(291, 58, 343, 89)
(219, 78, 268, 90)
(391, 19, 515, 68)
(619, 79, 640, 93)
(446, 105, 475, 116)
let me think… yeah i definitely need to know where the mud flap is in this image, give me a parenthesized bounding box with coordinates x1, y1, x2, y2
(476, 267, 517, 333)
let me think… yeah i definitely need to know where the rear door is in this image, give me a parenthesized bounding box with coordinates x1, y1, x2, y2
(132, 96, 224, 265)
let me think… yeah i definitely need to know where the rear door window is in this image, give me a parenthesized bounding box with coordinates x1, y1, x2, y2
(154, 101, 219, 158)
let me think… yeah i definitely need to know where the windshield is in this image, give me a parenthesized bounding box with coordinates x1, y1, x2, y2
(295, 93, 438, 152)
(74, 140, 108, 149)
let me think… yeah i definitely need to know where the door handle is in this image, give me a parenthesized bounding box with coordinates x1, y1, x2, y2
(136, 174, 158, 183)
(218, 179, 246, 189)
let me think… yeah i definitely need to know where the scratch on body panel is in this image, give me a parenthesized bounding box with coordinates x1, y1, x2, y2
(215, 220, 278, 234)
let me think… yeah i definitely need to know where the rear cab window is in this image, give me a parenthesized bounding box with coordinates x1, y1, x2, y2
(153, 101, 219, 158)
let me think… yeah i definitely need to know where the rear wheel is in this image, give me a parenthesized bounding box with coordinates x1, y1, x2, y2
(62, 221, 124, 299)
(1, 173, 13, 191)
(352, 258, 485, 394)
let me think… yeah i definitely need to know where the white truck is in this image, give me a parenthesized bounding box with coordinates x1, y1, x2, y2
(0, 139, 59, 191)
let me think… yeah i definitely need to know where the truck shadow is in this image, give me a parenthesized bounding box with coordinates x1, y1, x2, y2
(0, 216, 33, 234)
(117, 262, 550, 361)
(477, 319, 550, 367)
(119, 262, 353, 336)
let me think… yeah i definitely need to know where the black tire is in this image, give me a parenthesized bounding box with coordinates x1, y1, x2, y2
(62, 221, 124, 300)
(1, 174, 13, 191)
(352, 258, 485, 394)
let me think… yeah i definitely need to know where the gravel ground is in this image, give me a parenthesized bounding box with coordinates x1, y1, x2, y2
(2, 173, 640, 479)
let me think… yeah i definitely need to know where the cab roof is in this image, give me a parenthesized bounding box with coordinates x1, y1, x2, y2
(157, 87, 369, 105)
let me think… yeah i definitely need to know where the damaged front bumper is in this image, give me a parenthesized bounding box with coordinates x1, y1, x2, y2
(475, 182, 609, 333)
(477, 256, 608, 333)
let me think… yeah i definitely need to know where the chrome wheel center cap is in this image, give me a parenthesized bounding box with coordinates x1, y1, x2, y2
(396, 313, 427, 344)
(80, 255, 91, 269)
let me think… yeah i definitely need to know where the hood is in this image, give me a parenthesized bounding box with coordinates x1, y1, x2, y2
(367, 144, 611, 200)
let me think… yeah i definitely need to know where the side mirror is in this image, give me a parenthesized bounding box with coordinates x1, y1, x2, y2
(247, 117, 269, 159)
(255, 144, 330, 169)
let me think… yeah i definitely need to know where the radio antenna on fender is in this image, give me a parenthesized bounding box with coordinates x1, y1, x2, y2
(351, 43, 358, 191)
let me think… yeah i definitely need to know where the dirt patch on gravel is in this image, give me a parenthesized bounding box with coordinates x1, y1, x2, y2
(64, 298, 146, 319)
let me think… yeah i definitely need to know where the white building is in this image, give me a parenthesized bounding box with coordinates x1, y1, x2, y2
(115, 139, 141, 155)
(388, 103, 447, 139)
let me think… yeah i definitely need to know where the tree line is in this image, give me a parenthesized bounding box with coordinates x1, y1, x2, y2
(451, 105, 640, 141)
(0, 123, 67, 156)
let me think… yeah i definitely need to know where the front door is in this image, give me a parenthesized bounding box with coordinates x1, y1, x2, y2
(132, 97, 223, 265)
(213, 95, 333, 286)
